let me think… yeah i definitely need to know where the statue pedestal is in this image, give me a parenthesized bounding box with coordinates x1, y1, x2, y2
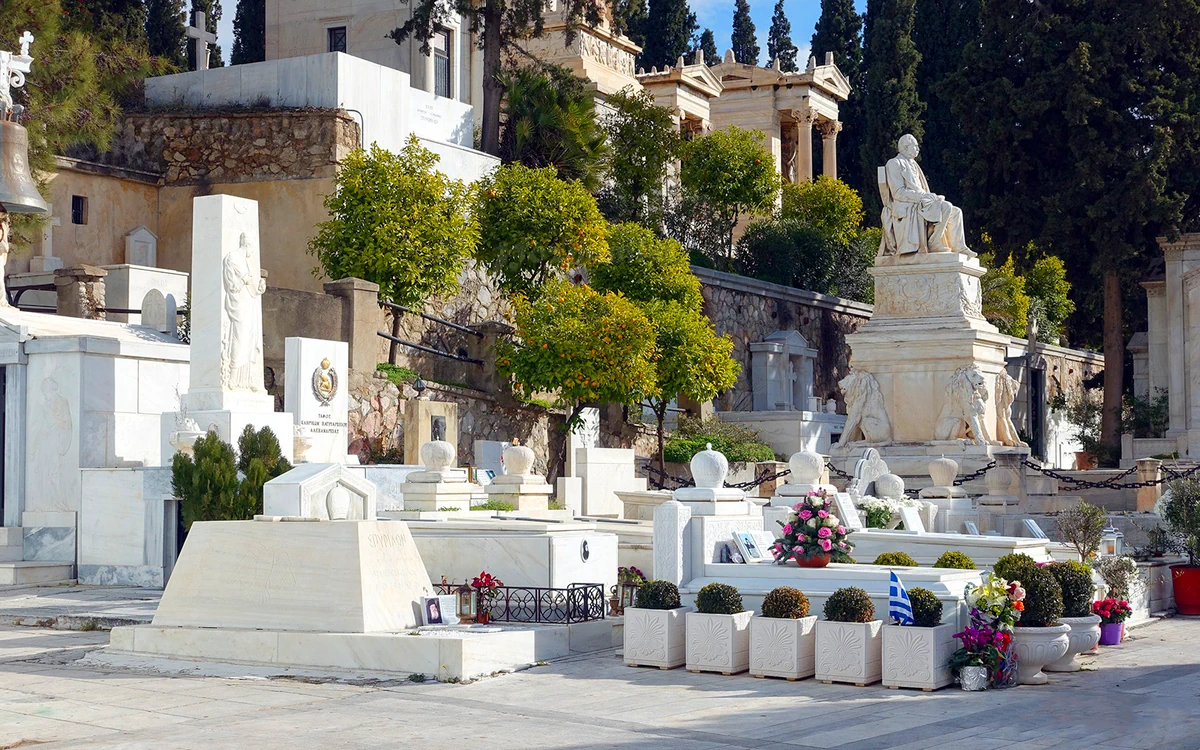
(485, 475, 553, 512)
(845, 253, 1011, 444)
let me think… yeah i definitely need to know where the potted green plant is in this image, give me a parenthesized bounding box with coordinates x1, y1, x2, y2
(1055, 501, 1107, 562)
(1161, 478, 1200, 615)
(1044, 561, 1101, 672)
(881, 587, 955, 690)
(1063, 388, 1104, 468)
(933, 550, 976, 570)
(996, 557, 1069, 685)
(686, 582, 753, 675)
(624, 580, 689, 669)
(749, 586, 817, 680)
(872, 551, 919, 567)
(815, 586, 883, 686)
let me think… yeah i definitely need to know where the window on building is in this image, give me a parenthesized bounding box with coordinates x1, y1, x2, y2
(71, 195, 88, 225)
(327, 26, 347, 53)
(432, 27, 451, 98)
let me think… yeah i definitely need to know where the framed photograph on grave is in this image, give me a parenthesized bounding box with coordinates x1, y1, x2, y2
(898, 506, 926, 533)
(834, 493, 865, 531)
(733, 532, 768, 563)
(422, 595, 457, 625)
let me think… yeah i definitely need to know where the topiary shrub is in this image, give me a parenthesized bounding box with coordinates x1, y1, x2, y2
(993, 553, 1038, 583)
(695, 582, 745, 615)
(761, 587, 810, 619)
(1019, 564, 1064, 627)
(824, 586, 875, 623)
(1048, 560, 1094, 618)
(872, 551, 919, 567)
(933, 550, 976, 570)
(909, 587, 944, 627)
(635, 580, 681, 610)
(173, 426, 293, 532)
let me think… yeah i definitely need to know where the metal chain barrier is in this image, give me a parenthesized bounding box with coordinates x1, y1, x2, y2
(954, 461, 996, 486)
(1021, 458, 1200, 490)
(643, 464, 794, 492)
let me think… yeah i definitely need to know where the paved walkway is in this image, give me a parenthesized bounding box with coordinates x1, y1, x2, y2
(0, 586, 158, 628)
(0, 618, 1197, 749)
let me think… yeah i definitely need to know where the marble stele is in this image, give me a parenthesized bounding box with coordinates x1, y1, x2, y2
(162, 195, 293, 461)
(283, 337, 349, 463)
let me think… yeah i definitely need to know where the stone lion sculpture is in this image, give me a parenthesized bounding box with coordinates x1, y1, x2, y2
(994, 369, 1028, 447)
(835, 369, 892, 447)
(933, 365, 996, 445)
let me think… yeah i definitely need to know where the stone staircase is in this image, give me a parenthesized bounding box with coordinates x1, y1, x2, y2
(0, 528, 74, 587)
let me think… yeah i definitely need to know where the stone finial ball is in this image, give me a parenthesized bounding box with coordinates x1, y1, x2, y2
(928, 456, 960, 487)
(503, 442, 536, 476)
(691, 442, 729, 489)
(876, 473, 905, 500)
(788, 451, 824, 484)
(420, 440, 456, 471)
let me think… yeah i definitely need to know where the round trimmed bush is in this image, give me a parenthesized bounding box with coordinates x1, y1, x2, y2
(761, 587, 810, 619)
(1020, 564, 1064, 627)
(695, 582, 745, 615)
(1048, 560, 1094, 618)
(873, 551, 919, 567)
(933, 550, 976, 570)
(824, 586, 875, 623)
(909, 587, 943, 628)
(635, 580, 681, 610)
(993, 553, 1038, 583)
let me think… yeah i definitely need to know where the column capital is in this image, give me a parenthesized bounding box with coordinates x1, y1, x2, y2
(816, 119, 843, 138)
(790, 107, 817, 126)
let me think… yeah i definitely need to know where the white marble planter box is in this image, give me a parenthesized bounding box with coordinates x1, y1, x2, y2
(881, 623, 955, 691)
(686, 611, 753, 675)
(815, 620, 883, 686)
(623, 607, 690, 669)
(749, 615, 817, 680)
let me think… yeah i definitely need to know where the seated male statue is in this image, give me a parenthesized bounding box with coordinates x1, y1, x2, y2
(880, 134, 975, 258)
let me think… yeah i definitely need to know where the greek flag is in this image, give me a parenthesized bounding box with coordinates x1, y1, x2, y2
(889, 571, 914, 625)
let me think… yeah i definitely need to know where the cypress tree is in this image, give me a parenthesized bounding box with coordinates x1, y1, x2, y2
(639, 0, 698, 71)
(66, 0, 149, 46)
(615, 0, 648, 50)
(811, 0, 865, 195)
(859, 0, 923, 218)
(767, 0, 798, 71)
(188, 0, 224, 69)
(730, 0, 759, 66)
(912, 0, 979, 207)
(231, 0, 265, 64)
(146, 0, 187, 69)
(696, 28, 719, 66)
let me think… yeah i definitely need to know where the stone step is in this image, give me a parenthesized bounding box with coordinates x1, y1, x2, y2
(0, 562, 74, 587)
(0, 527, 21, 563)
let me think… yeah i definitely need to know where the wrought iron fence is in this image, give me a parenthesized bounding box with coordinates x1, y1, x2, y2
(436, 583, 606, 624)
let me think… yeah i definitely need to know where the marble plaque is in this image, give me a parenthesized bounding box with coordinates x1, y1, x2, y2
(284, 337, 349, 462)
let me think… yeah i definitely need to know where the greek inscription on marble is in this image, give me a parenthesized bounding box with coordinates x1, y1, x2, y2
(368, 533, 407, 549)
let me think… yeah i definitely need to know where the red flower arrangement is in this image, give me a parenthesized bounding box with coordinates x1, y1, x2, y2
(1092, 598, 1133, 624)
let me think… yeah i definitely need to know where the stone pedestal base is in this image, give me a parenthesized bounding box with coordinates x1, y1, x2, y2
(402, 481, 478, 512)
(161, 409, 295, 463)
(486, 481, 553, 512)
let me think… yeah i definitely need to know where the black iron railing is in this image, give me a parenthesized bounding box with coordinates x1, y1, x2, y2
(436, 583, 607, 624)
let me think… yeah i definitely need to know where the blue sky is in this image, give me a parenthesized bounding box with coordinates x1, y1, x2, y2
(214, 1, 868, 68)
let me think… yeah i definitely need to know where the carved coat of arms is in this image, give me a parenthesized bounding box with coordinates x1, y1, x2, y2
(311, 357, 338, 406)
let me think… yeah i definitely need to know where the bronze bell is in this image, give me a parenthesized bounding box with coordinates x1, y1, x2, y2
(0, 119, 48, 215)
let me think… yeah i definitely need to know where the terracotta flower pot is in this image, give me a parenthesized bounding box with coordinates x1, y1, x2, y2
(1074, 451, 1097, 470)
(793, 553, 832, 569)
(1171, 565, 1200, 616)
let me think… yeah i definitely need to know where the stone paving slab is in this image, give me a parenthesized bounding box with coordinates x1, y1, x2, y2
(0, 586, 160, 629)
(0, 619, 1197, 748)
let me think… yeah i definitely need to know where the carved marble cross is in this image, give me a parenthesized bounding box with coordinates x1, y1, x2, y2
(185, 12, 217, 71)
(18, 31, 32, 58)
(0, 31, 34, 120)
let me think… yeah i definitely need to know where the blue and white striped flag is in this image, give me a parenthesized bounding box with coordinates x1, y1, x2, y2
(889, 571, 914, 625)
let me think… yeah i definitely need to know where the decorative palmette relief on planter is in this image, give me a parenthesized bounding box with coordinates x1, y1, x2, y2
(624, 607, 688, 669)
(815, 620, 883, 685)
(750, 616, 817, 680)
(686, 611, 753, 674)
(881, 623, 955, 690)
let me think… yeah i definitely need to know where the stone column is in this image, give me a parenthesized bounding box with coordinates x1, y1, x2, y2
(1135, 458, 1163, 512)
(793, 108, 816, 183)
(53, 265, 107, 320)
(324, 277, 381, 375)
(1186, 267, 1200, 453)
(816, 120, 842, 180)
(1143, 280, 1168, 395)
(1163, 242, 1188, 437)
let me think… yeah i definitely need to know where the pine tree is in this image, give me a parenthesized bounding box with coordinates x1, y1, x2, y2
(730, 0, 759, 65)
(65, 0, 149, 46)
(859, 0, 923, 218)
(912, 0, 979, 208)
(614, 0, 648, 50)
(767, 0, 798, 71)
(188, 0, 223, 69)
(811, 0, 865, 194)
(639, 0, 698, 71)
(231, 0, 265, 64)
(146, 0, 187, 69)
(696, 28, 719, 66)
(947, 0, 1200, 457)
